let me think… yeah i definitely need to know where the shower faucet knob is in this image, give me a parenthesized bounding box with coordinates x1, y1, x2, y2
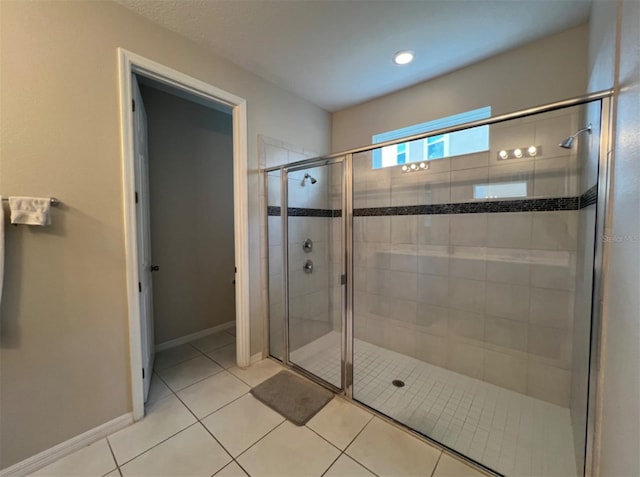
(302, 238, 313, 252)
(303, 260, 314, 274)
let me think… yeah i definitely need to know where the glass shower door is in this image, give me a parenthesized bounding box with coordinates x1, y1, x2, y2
(350, 102, 601, 477)
(285, 160, 344, 389)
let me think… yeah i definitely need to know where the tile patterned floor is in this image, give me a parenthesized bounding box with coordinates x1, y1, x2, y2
(30, 328, 486, 477)
(292, 331, 578, 477)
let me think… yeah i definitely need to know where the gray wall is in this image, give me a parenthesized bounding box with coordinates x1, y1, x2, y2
(331, 25, 588, 153)
(589, 1, 640, 476)
(0, 1, 329, 469)
(141, 85, 235, 345)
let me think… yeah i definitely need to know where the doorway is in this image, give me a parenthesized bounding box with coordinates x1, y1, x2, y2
(135, 75, 237, 402)
(119, 49, 250, 420)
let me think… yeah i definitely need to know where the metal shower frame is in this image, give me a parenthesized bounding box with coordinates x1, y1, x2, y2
(263, 89, 614, 477)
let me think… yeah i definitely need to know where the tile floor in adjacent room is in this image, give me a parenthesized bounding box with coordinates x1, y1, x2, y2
(291, 332, 577, 477)
(31, 329, 486, 477)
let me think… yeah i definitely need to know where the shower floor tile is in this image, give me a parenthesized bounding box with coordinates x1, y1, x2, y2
(292, 331, 578, 477)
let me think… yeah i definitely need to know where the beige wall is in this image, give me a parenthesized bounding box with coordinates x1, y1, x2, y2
(0, 1, 329, 469)
(141, 85, 235, 345)
(331, 25, 588, 153)
(589, 1, 640, 476)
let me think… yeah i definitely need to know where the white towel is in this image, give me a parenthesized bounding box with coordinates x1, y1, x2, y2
(0, 196, 4, 308)
(9, 196, 51, 226)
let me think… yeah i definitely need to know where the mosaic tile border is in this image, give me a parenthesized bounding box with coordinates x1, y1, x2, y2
(579, 184, 598, 209)
(354, 197, 579, 216)
(268, 195, 585, 217)
(267, 206, 340, 217)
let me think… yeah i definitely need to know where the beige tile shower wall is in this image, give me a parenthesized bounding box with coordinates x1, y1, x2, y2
(352, 110, 583, 407)
(263, 139, 313, 358)
(262, 139, 339, 357)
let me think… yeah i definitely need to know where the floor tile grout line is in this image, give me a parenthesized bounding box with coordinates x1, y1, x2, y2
(319, 451, 343, 477)
(232, 419, 288, 462)
(225, 366, 281, 388)
(342, 413, 376, 453)
(191, 336, 237, 356)
(161, 355, 306, 471)
(430, 451, 444, 477)
(151, 352, 415, 477)
(104, 438, 122, 476)
(231, 459, 252, 477)
(155, 363, 257, 421)
(158, 371, 237, 463)
(115, 421, 201, 468)
(304, 424, 348, 453)
(156, 335, 235, 366)
(71, 340, 243, 476)
(156, 350, 457, 476)
(198, 390, 255, 423)
(212, 459, 244, 477)
(197, 418, 237, 464)
(162, 366, 227, 394)
(158, 365, 282, 469)
(155, 344, 207, 370)
(118, 371, 221, 467)
(299, 405, 379, 477)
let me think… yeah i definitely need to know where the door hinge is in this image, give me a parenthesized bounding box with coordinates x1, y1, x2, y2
(138, 282, 141, 293)
(132, 99, 136, 112)
(135, 191, 139, 204)
(340, 274, 347, 285)
(142, 368, 145, 379)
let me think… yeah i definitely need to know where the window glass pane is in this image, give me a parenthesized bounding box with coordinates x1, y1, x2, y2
(427, 141, 444, 159)
(474, 182, 527, 199)
(371, 107, 491, 169)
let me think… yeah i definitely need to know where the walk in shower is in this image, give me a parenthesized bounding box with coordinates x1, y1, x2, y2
(265, 92, 611, 477)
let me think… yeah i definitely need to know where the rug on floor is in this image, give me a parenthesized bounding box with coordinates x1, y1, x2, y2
(250, 371, 334, 425)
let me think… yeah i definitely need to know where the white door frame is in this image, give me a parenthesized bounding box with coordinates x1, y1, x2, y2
(117, 49, 250, 420)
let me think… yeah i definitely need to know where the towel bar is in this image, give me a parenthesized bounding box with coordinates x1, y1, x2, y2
(1, 197, 61, 206)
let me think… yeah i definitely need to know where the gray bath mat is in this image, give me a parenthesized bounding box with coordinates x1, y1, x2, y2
(250, 371, 333, 426)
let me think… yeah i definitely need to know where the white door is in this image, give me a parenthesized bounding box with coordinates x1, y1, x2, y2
(132, 74, 155, 403)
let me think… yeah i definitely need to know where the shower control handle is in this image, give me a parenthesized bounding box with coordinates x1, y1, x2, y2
(302, 238, 313, 253)
(303, 260, 314, 274)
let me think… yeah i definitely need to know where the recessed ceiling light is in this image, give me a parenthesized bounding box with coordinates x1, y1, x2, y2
(393, 50, 414, 65)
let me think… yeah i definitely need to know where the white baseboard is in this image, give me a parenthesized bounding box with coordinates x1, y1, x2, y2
(155, 321, 235, 352)
(0, 413, 133, 477)
(250, 352, 264, 364)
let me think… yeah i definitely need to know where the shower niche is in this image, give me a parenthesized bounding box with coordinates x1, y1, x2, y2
(265, 96, 609, 477)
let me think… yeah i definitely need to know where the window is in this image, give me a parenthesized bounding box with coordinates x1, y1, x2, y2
(474, 182, 527, 199)
(372, 107, 491, 169)
(397, 143, 407, 164)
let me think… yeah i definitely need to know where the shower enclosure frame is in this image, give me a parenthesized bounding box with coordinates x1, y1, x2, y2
(276, 156, 349, 394)
(264, 89, 614, 477)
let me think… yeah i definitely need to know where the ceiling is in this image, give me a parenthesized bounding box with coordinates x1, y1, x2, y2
(116, 0, 592, 112)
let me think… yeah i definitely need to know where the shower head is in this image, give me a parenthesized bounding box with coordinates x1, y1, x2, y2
(559, 124, 592, 149)
(302, 173, 317, 186)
